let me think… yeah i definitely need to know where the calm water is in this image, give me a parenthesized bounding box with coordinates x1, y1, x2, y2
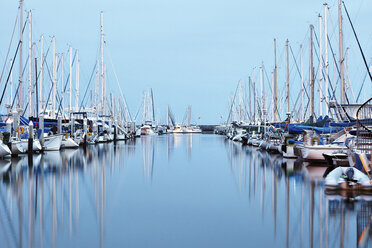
(0, 134, 371, 248)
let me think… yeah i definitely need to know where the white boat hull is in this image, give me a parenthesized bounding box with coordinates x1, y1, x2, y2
(87, 133, 98, 145)
(301, 145, 348, 162)
(33, 139, 42, 151)
(98, 135, 107, 143)
(0, 142, 11, 157)
(43, 135, 62, 151)
(62, 137, 79, 148)
(141, 127, 157, 135)
(20, 139, 42, 152)
(11, 141, 26, 155)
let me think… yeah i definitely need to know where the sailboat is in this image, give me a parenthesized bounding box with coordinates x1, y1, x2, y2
(169, 106, 201, 134)
(140, 89, 157, 135)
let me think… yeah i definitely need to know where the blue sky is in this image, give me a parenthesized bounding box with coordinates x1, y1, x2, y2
(1, 0, 371, 124)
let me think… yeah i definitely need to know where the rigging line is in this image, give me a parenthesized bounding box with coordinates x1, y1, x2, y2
(263, 67, 281, 121)
(289, 45, 310, 101)
(105, 42, 133, 121)
(79, 62, 97, 112)
(4, 13, 30, 109)
(226, 83, 239, 125)
(33, 53, 64, 115)
(18, 42, 52, 114)
(356, 58, 372, 102)
(314, 28, 351, 105)
(327, 37, 353, 122)
(0, 41, 21, 106)
(0, 9, 19, 85)
(9, 51, 30, 111)
(243, 80, 251, 122)
(150, 88, 155, 122)
(36, 39, 52, 79)
(41, 53, 59, 115)
(264, 68, 273, 95)
(290, 86, 302, 118)
(311, 32, 336, 107)
(312, 32, 332, 107)
(324, 45, 351, 121)
(342, 1, 372, 83)
(56, 49, 77, 116)
(327, 35, 340, 99)
(8, 47, 31, 112)
(24, 57, 49, 116)
(303, 99, 310, 121)
(133, 93, 144, 121)
(23, 86, 63, 116)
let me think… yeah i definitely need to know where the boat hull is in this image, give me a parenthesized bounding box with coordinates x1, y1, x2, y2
(62, 137, 79, 148)
(43, 135, 62, 151)
(301, 145, 347, 162)
(0, 142, 11, 157)
(11, 141, 26, 155)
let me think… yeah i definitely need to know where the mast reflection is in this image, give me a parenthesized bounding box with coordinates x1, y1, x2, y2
(224, 139, 372, 248)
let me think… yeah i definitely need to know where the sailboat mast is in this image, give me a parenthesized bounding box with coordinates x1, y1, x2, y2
(142, 91, 146, 124)
(28, 10, 32, 117)
(52, 36, 56, 119)
(31, 42, 35, 118)
(151, 89, 155, 123)
(324, 3, 329, 115)
(345, 48, 356, 102)
(253, 70, 256, 124)
(318, 14, 323, 116)
(248, 77, 251, 123)
(95, 59, 99, 116)
(300, 44, 304, 121)
(69, 46, 72, 114)
(187, 105, 191, 127)
(286, 39, 290, 115)
(10, 59, 13, 111)
(238, 80, 242, 123)
(61, 53, 64, 116)
(75, 51, 79, 109)
(166, 105, 169, 127)
(309, 25, 315, 117)
(100, 11, 105, 115)
(104, 64, 107, 115)
(274, 39, 278, 122)
(261, 62, 265, 122)
(338, 0, 345, 104)
(40, 35, 44, 113)
(271, 71, 274, 122)
(18, 0, 23, 110)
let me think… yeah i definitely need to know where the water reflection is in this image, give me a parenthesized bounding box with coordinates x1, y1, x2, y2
(0, 135, 370, 247)
(225, 140, 372, 248)
(0, 143, 130, 248)
(142, 137, 155, 181)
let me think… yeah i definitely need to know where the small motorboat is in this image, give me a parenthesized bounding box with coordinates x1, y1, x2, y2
(322, 152, 349, 167)
(325, 167, 372, 192)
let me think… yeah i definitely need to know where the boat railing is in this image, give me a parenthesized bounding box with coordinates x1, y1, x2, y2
(356, 98, 372, 153)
